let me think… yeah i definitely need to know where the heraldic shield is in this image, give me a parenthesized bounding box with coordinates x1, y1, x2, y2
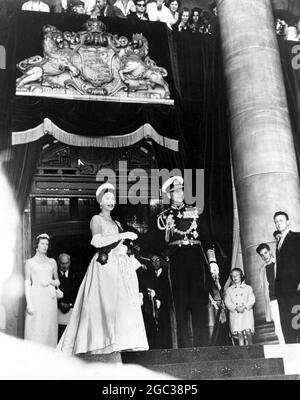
(15, 17, 173, 105)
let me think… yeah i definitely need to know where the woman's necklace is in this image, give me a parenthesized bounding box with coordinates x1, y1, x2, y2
(34, 253, 48, 263)
(99, 212, 113, 222)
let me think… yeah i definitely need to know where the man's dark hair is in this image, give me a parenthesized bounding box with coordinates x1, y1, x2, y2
(273, 211, 289, 220)
(256, 243, 270, 255)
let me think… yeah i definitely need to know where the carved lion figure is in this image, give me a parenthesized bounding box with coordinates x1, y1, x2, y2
(118, 33, 170, 99)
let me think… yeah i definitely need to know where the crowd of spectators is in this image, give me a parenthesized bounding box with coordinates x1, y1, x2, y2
(16, 0, 218, 33)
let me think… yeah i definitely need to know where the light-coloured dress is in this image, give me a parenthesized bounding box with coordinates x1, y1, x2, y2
(24, 258, 58, 347)
(57, 217, 149, 355)
(225, 282, 255, 334)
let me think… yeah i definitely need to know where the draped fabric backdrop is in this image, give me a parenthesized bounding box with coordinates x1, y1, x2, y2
(175, 31, 233, 284)
(278, 39, 300, 176)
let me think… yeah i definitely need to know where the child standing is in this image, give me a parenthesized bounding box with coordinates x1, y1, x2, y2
(225, 268, 255, 346)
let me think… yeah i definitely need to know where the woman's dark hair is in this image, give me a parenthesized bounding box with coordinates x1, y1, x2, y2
(166, 0, 181, 9)
(230, 268, 245, 283)
(179, 7, 190, 20)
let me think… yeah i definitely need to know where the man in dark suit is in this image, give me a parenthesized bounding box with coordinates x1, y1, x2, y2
(136, 254, 172, 349)
(274, 211, 300, 343)
(128, 0, 149, 22)
(57, 253, 80, 341)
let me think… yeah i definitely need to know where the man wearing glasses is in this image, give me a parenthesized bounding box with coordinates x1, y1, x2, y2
(129, 0, 149, 21)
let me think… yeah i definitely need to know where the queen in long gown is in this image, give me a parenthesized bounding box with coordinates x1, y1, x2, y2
(24, 234, 60, 348)
(57, 184, 149, 355)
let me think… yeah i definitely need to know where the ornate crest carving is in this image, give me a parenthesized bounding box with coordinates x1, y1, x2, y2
(16, 17, 173, 104)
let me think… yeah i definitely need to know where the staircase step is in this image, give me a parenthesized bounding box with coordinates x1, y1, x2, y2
(254, 321, 279, 345)
(215, 374, 300, 380)
(147, 358, 284, 380)
(121, 345, 265, 365)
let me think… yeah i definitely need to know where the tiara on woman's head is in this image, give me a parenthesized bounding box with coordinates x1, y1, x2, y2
(36, 233, 50, 240)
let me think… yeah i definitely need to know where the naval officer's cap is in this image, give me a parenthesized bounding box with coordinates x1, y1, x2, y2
(162, 176, 184, 197)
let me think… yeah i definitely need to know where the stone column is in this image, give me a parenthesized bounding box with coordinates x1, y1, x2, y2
(217, 0, 300, 323)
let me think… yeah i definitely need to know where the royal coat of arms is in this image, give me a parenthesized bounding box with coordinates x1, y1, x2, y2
(15, 17, 173, 104)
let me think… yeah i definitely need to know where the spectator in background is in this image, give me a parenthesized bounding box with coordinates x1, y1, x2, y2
(225, 268, 255, 346)
(166, 0, 180, 27)
(21, 0, 50, 12)
(208, 1, 218, 34)
(147, 0, 172, 28)
(273, 211, 300, 343)
(114, 0, 135, 18)
(82, 0, 98, 14)
(68, 0, 86, 13)
(128, 0, 149, 22)
(173, 7, 190, 32)
(275, 18, 288, 38)
(57, 253, 80, 341)
(66, 0, 102, 14)
(91, 0, 123, 17)
(286, 15, 300, 41)
(43, 0, 64, 12)
(136, 253, 172, 349)
(200, 10, 213, 34)
(24, 233, 60, 348)
(256, 243, 285, 345)
(149, 254, 172, 349)
(189, 7, 202, 33)
(209, 1, 217, 17)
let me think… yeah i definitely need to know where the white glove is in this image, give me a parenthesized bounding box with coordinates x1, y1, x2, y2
(209, 293, 219, 310)
(25, 280, 34, 315)
(120, 232, 138, 241)
(139, 292, 144, 306)
(56, 288, 64, 299)
(48, 279, 60, 288)
(211, 299, 219, 310)
(91, 233, 103, 248)
(148, 289, 156, 298)
(210, 262, 219, 277)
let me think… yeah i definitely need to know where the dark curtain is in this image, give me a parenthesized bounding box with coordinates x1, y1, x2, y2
(278, 38, 300, 176)
(175, 32, 233, 280)
(0, 13, 40, 213)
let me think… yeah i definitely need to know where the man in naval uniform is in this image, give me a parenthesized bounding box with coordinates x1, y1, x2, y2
(157, 176, 218, 348)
